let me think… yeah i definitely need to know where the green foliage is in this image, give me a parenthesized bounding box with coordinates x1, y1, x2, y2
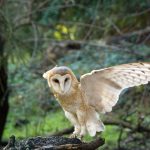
(57, 44, 150, 76)
(4, 110, 70, 139)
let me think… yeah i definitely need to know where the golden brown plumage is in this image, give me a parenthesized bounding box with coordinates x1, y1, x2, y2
(43, 63, 150, 137)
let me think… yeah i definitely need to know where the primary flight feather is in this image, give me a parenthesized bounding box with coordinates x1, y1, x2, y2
(43, 62, 150, 137)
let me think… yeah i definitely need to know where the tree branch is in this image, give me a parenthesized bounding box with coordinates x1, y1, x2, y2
(51, 127, 74, 136)
(106, 26, 150, 44)
(51, 118, 150, 137)
(48, 137, 105, 150)
(4, 135, 105, 150)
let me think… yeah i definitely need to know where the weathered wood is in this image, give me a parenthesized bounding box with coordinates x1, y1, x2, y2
(3, 135, 105, 150)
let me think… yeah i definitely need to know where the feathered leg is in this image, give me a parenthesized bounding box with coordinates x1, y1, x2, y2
(76, 109, 87, 139)
(64, 111, 81, 138)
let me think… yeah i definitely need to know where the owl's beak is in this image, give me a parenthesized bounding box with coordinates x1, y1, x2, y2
(60, 83, 65, 93)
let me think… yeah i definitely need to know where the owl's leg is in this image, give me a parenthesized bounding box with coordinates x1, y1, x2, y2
(64, 111, 81, 138)
(76, 110, 87, 139)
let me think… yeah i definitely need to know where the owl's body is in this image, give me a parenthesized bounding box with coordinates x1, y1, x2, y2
(54, 82, 81, 113)
(54, 82, 102, 136)
(43, 63, 150, 137)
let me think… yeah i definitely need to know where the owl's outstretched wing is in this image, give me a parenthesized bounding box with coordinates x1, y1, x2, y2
(80, 62, 150, 113)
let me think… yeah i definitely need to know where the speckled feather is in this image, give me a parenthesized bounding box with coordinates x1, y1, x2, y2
(80, 62, 150, 113)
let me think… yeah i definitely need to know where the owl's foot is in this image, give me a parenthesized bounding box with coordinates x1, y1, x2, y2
(69, 133, 83, 141)
(69, 133, 78, 138)
(70, 126, 81, 139)
(78, 134, 83, 140)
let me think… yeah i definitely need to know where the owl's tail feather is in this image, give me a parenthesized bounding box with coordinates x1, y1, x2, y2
(86, 108, 105, 136)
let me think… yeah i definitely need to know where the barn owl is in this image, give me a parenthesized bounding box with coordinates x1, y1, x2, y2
(43, 62, 150, 138)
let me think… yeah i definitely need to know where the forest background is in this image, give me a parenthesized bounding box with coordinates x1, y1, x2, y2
(0, 0, 150, 149)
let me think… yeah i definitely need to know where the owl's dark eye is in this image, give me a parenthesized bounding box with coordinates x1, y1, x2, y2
(53, 79, 59, 83)
(65, 78, 69, 82)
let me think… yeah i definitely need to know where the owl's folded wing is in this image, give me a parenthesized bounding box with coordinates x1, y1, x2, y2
(80, 62, 150, 113)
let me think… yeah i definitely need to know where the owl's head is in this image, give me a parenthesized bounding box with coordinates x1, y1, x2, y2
(43, 66, 77, 95)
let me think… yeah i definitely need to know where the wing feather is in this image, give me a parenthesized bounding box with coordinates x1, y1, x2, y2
(80, 62, 150, 113)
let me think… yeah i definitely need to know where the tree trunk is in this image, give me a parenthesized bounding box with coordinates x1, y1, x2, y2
(0, 35, 9, 143)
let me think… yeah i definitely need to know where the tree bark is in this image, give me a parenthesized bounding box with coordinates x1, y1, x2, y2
(3, 135, 105, 150)
(0, 35, 9, 143)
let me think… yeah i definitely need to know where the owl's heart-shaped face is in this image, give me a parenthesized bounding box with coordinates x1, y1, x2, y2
(43, 66, 75, 95)
(50, 74, 72, 94)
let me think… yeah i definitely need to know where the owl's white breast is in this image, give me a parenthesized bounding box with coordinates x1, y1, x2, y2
(55, 84, 84, 113)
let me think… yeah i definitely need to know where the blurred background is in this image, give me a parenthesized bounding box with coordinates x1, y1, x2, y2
(0, 0, 150, 149)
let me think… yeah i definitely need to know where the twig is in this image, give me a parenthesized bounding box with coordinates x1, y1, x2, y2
(142, 34, 150, 43)
(83, 0, 100, 40)
(59, 20, 104, 30)
(29, 22, 39, 64)
(3, 135, 16, 150)
(107, 18, 123, 35)
(128, 8, 150, 18)
(51, 127, 74, 136)
(21, 38, 142, 56)
(104, 119, 131, 130)
(106, 26, 150, 44)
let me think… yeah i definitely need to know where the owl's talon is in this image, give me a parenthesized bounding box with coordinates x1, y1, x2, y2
(78, 135, 83, 140)
(69, 133, 78, 138)
(69, 133, 83, 141)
